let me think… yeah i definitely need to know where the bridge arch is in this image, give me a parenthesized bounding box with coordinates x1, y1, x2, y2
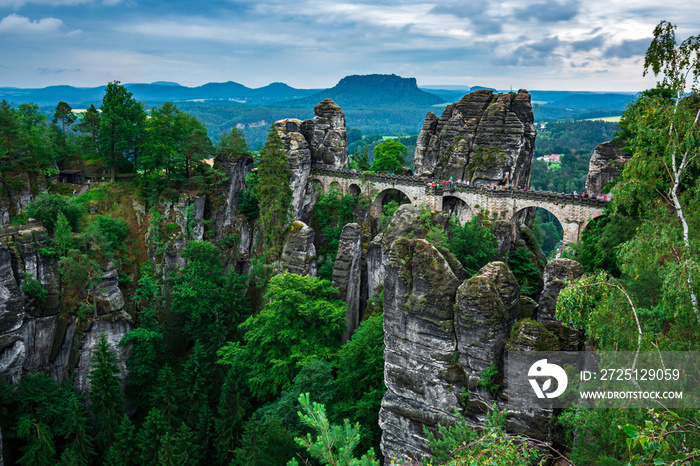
(442, 196, 472, 223)
(510, 202, 604, 246)
(348, 183, 361, 196)
(373, 188, 412, 214)
(308, 178, 324, 195)
(329, 180, 341, 193)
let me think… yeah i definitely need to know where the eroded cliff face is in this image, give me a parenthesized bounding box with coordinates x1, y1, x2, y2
(585, 140, 629, 195)
(0, 223, 132, 390)
(276, 99, 348, 222)
(413, 89, 536, 188)
(379, 235, 583, 461)
(379, 238, 462, 459)
(0, 171, 48, 229)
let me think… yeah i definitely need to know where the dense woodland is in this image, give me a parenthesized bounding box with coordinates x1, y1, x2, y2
(1, 20, 700, 466)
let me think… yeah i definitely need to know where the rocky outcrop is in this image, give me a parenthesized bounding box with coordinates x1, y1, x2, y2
(379, 243, 579, 461)
(301, 99, 348, 168)
(379, 238, 461, 460)
(585, 141, 629, 195)
(413, 89, 536, 189)
(0, 222, 132, 391)
(380, 249, 528, 460)
(332, 223, 363, 342)
(0, 171, 49, 228)
(366, 204, 451, 298)
(279, 221, 317, 277)
(211, 153, 255, 239)
(276, 118, 313, 222)
(276, 99, 348, 221)
(147, 192, 207, 279)
(455, 262, 521, 417)
(537, 258, 584, 321)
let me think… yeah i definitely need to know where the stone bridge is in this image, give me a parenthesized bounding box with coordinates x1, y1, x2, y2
(309, 165, 607, 245)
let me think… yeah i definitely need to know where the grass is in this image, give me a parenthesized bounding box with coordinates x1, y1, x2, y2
(547, 162, 562, 171)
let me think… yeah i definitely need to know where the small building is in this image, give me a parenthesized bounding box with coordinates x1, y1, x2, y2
(59, 170, 82, 184)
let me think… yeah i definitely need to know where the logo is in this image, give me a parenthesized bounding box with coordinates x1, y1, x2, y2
(528, 359, 568, 399)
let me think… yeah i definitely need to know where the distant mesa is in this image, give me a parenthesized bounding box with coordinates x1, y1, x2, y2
(277, 74, 445, 108)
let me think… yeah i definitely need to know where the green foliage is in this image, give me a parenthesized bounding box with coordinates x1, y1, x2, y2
(370, 139, 408, 174)
(58, 249, 102, 296)
(529, 209, 563, 257)
(311, 190, 359, 281)
(25, 192, 83, 233)
(94, 215, 128, 251)
(332, 313, 386, 456)
(103, 415, 136, 466)
(139, 101, 213, 197)
(478, 362, 501, 396)
(558, 407, 646, 465)
(257, 126, 293, 258)
(53, 211, 73, 255)
(447, 216, 497, 276)
(22, 272, 47, 308)
(120, 327, 164, 411)
(619, 409, 700, 466)
(99, 81, 146, 182)
(287, 393, 380, 466)
(214, 366, 249, 464)
(233, 415, 298, 466)
(423, 406, 542, 466)
(218, 272, 346, 401)
(349, 145, 371, 171)
(238, 170, 260, 219)
(378, 200, 400, 231)
(260, 359, 336, 435)
(565, 212, 638, 277)
(170, 240, 251, 350)
(88, 333, 124, 457)
(16, 416, 57, 465)
(506, 248, 541, 297)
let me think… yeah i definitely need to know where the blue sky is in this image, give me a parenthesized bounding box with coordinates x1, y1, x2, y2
(1, 0, 698, 92)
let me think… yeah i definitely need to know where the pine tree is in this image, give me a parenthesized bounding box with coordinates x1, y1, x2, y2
(59, 394, 94, 466)
(54, 211, 73, 256)
(214, 366, 248, 464)
(257, 125, 293, 258)
(88, 333, 124, 458)
(15, 416, 57, 465)
(137, 408, 169, 466)
(103, 415, 136, 466)
(150, 365, 181, 429)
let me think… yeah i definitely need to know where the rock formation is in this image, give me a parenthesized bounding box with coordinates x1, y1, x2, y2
(413, 89, 536, 188)
(585, 141, 629, 195)
(379, 225, 585, 460)
(366, 204, 449, 299)
(537, 258, 584, 321)
(211, 152, 255, 240)
(332, 223, 363, 342)
(0, 222, 132, 390)
(379, 238, 462, 459)
(279, 221, 317, 277)
(275, 99, 348, 223)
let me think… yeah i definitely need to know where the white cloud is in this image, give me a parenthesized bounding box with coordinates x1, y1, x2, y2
(0, 0, 89, 7)
(0, 13, 64, 34)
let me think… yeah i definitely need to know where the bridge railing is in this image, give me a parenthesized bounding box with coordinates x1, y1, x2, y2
(310, 164, 608, 207)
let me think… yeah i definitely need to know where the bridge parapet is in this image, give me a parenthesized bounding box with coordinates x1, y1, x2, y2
(308, 165, 607, 244)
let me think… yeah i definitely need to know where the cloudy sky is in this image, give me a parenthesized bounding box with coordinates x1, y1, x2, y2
(1, 0, 698, 92)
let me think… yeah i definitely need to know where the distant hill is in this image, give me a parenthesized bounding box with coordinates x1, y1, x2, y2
(278, 74, 445, 108)
(0, 81, 319, 107)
